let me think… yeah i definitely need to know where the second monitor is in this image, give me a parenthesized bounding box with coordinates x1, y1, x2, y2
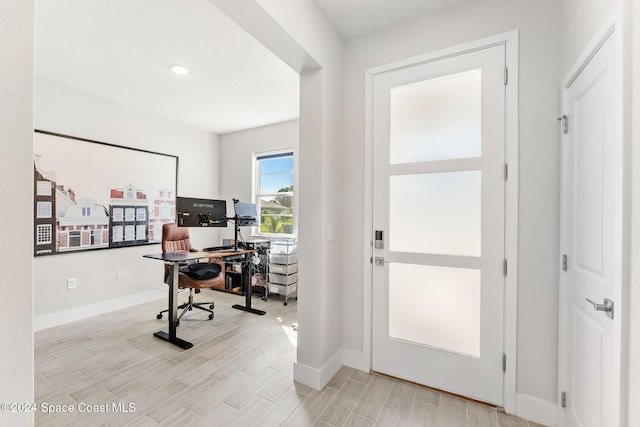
(233, 199, 258, 227)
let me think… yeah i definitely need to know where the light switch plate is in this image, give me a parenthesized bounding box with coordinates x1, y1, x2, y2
(327, 224, 335, 241)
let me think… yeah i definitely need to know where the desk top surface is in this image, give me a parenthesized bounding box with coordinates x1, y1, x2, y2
(143, 248, 255, 262)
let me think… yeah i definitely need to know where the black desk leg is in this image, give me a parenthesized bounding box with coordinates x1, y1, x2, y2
(154, 262, 194, 349)
(232, 255, 266, 316)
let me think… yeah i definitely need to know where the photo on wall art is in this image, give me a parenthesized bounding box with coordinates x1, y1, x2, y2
(33, 130, 178, 256)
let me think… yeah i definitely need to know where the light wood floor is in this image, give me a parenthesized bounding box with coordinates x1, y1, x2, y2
(35, 290, 544, 426)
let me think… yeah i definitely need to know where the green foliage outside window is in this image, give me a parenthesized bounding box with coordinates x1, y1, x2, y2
(256, 152, 294, 235)
(260, 186, 293, 234)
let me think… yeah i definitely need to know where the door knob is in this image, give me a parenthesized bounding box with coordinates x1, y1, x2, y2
(585, 298, 614, 319)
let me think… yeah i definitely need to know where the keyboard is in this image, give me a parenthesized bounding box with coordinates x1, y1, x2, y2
(203, 245, 235, 252)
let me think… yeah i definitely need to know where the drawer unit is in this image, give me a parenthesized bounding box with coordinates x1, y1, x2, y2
(268, 282, 297, 298)
(267, 240, 298, 305)
(268, 253, 298, 265)
(269, 263, 298, 275)
(268, 272, 298, 285)
(270, 240, 297, 254)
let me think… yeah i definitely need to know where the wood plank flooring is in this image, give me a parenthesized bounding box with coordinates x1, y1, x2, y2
(35, 290, 545, 426)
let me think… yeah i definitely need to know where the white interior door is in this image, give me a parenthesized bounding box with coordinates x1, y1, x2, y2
(371, 45, 506, 404)
(560, 26, 623, 427)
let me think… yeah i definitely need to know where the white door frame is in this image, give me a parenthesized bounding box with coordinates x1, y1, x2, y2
(362, 30, 519, 413)
(558, 5, 628, 426)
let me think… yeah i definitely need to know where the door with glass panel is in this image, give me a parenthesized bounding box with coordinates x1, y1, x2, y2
(371, 45, 506, 404)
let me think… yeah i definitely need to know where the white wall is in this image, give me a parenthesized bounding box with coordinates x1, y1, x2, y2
(218, 119, 299, 241)
(0, 0, 34, 425)
(33, 79, 221, 326)
(217, 0, 346, 388)
(269, 3, 346, 385)
(341, 0, 561, 407)
(630, 2, 640, 425)
(560, 0, 620, 73)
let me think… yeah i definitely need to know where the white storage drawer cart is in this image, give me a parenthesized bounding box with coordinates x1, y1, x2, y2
(267, 240, 298, 305)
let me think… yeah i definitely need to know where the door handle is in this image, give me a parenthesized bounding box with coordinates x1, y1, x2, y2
(374, 257, 390, 266)
(585, 298, 614, 319)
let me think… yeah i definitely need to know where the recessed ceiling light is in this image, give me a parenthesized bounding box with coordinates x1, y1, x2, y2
(170, 64, 190, 75)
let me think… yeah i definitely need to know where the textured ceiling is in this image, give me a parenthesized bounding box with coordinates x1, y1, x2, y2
(35, 0, 300, 134)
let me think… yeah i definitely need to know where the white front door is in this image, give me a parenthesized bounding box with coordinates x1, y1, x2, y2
(371, 44, 506, 404)
(560, 24, 623, 427)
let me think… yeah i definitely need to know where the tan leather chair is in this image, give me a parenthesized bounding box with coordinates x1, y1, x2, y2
(156, 222, 224, 325)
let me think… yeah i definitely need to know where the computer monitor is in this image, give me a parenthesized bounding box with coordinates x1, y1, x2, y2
(233, 200, 258, 227)
(176, 197, 227, 227)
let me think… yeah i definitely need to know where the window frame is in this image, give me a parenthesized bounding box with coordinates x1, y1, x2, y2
(36, 180, 52, 196)
(36, 201, 52, 218)
(68, 230, 81, 247)
(253, 149, 296, 238)
(112, 208, 124, 222)
(36, 224, 52, 245)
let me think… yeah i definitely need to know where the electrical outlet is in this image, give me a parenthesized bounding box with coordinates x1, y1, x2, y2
(67, 278, 77, 290)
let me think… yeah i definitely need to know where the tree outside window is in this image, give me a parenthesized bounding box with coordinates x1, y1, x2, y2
(255, 151, 294, 235)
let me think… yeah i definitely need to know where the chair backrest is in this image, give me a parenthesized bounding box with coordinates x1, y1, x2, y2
(162, 222, 192, 254)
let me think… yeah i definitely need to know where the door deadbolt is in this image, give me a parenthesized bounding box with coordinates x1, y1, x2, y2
(375, 230, 384, 249)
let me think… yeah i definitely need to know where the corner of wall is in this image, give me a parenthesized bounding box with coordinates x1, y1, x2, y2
(293, 348, 343, 390)
(515, 393, 559, 427)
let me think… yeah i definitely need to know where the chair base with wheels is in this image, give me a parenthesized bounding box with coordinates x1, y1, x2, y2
(156, 288, 215, 325)
(156, 222, 224, 326)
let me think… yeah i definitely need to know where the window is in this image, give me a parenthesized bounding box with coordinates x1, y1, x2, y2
(37, 181, 52, 196)
(125, 208, 135, 221)
(82, 207, 91, 217)
(255, 151, 294, 235)
(36, 225, 52, 245)
(36, 202, 52, 218)
(113, 208, 123, 222)
(69, 230, 81, 247)
(91, 229, 102, 245)
(124, 225, 135, 241)
(112, 226, 123, 242)
(159, 202, 171, 219)
(136, 225, 146, 240)
(136, 208, 146, 221)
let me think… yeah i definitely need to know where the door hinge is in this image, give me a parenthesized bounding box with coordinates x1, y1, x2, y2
(562, 254, 568, 271)
(370, 257, 373, 264)
(503, 259, 508, 276)
(504, 163, 508, 180)
(561, 391, 567, 408)
(502, 354, 506, 372)
(504, 66, 508, 85)
(558, 114, 568, 134)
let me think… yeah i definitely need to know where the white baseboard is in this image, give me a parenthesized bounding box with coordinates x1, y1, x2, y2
(34, 289, 166, 331)
(294, 348, 344, 390)
(342, 349, 366, 372)
(516, 393, 558, 427)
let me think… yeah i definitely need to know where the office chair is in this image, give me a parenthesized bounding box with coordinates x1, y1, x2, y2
(156, 222, 224, 325)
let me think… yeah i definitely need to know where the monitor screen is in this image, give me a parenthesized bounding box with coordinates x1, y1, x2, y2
(176, 197, 227, 227)
(233, 200, 258, 227)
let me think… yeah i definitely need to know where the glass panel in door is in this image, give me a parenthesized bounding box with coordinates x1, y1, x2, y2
(389, 70, 481, 164)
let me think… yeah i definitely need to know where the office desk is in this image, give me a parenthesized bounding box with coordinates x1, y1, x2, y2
(143, 249, 265, 349)
(204, 249, 266, 317)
